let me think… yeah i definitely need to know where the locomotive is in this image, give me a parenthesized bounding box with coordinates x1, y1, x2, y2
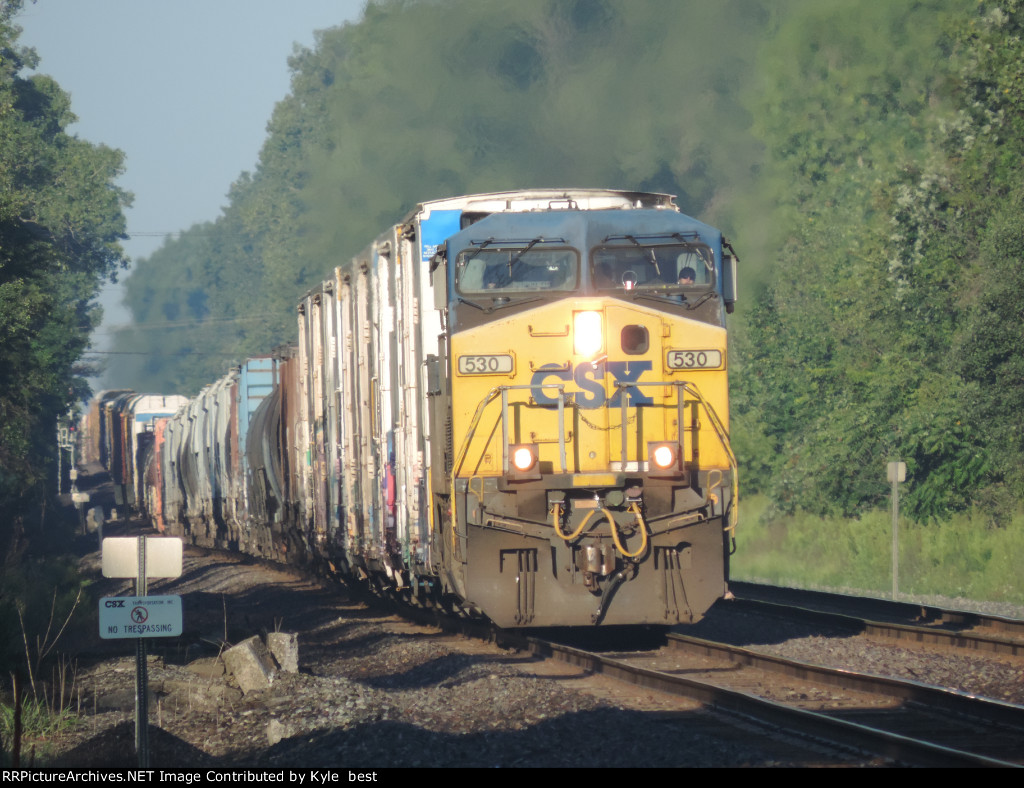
(87, 189, 739, 628)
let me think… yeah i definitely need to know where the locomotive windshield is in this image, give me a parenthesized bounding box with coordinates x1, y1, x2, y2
(456, 244, 579, 295)
(591, 238, 715, 293)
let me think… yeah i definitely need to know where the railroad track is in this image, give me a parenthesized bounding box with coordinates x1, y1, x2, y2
(729, 581, 1024, 658)
(527, 632, 1024, 767)
(79, 489, 1024, 767)
(147, 544, 1024, 766)
(249, 559, 1024, 766)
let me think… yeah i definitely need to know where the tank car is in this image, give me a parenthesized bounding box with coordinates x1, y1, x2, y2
(155, 358, 276, 546)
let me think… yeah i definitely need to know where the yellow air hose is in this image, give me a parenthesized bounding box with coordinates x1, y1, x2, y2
(552, 502, 649, 558)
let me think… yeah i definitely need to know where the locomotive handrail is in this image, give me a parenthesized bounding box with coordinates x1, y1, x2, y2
(679, 380, 738, 535)
(452, 379, 738, 536)
(613, 379, 738, 534)
(501, 384, 568, 473)
(452, 384, 566, 479)
(451, 384, 567, 550)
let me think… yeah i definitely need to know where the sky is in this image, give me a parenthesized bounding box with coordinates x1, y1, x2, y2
(14, 0, 365, 351)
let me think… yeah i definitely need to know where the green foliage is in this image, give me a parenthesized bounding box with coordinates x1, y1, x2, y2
(0, 1, 130, 552)
(733, 495, 1024, 604)
(0, 552, 89, 766)
(110, 0, 1024, 541)
(111, 0, 774, 392)
(0, 556, 91, 678)
(943, 3, 1024, 510)
(732, 0, 1024, 523)
(1, 694, 77, 751)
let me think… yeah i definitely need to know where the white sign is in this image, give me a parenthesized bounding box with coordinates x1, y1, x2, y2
(102, 537, 183, 579)
(666, 349, 724, 370)
(887, 461, 907, 483)
(99, 595, 182, 639)
(457, 354, 515, 375)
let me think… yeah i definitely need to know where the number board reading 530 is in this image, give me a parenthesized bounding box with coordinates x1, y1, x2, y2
(458, 354, 514, 374)
(666, 349, 723, 370)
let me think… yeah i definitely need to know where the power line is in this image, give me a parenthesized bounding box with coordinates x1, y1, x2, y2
(83, 350, 243, 357)
(125, 230, 244, 237)
(127, 230, 222, 236)
(94, 316, 279, 333)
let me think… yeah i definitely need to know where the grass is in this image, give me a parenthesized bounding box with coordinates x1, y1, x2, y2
(1, 695, 78, 747)
(0, 671, 82, 768)
(0, 556, 90, 767)
(731, 494, 1024, 605)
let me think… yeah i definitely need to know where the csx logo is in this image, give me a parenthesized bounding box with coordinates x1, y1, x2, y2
(530, 361, 653, 409)
(105, 599, 126, 608)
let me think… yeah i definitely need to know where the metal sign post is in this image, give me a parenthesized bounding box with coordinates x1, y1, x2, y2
(135, 537, 149, 766)
(100, 536, 183, 768)
(887, 461, 906, 600)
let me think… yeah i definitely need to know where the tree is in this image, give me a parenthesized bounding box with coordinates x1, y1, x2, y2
(733, 0, 979, 520)
(734, 0, 1024, 523)
(112, 0, 774, 391)
(0, 0, 130, 557)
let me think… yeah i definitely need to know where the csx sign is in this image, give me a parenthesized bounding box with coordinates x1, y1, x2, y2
(530, 361, 654, 408)
(99, 595, 182, 639)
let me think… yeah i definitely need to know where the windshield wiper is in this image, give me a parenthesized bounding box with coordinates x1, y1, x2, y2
(486, 295, 545, 313)
(623, 235, 660, 277)
(457, 293, 546, 313)
(628, 289, 719, 310)
(461, 238, 497, 266)
(685, 290, 718, 310)
(506, 238, 542, 263)
(456, 295, 488, 311)
(630, 292, 681, 308)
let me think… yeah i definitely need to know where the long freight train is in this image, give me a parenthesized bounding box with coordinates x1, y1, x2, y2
(84, 189, 739, 627)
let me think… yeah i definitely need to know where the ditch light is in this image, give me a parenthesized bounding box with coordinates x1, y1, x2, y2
(648, 441, 681, 473)
(509, 443, 541, 480)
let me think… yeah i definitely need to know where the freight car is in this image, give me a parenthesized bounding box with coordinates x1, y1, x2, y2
(109, 189, 739, 628)
(78, 391, 188, 513)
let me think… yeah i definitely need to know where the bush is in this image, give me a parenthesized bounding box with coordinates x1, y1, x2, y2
(0, 557, 92, 678)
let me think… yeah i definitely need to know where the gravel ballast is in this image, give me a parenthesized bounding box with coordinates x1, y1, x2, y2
(27, 548, 1024, 768)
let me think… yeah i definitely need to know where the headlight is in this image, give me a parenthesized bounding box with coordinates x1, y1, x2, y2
(574, 311, 603, 356)
(508, 444, 541, 480)
(648, 442, 681, 472)
(512, 445, 537, 471)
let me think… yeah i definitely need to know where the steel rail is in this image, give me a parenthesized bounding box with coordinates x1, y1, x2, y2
(526, 636, 1021, 768)
(729, 582, 1024, 656)
(668, 632, 1024, 731)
